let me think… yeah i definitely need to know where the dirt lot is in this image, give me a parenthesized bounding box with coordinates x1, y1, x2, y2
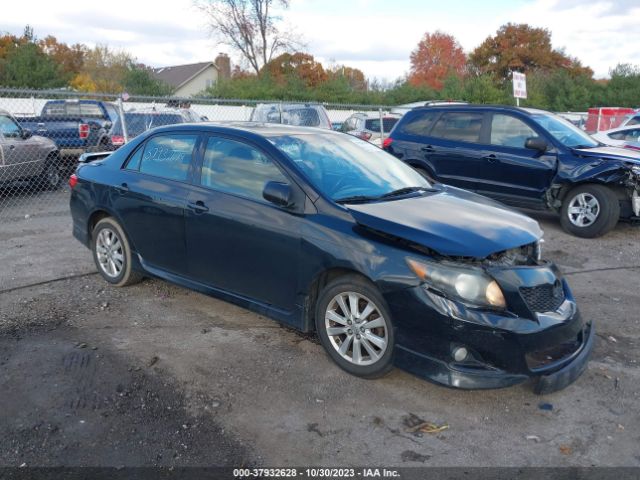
(1, 188, 639, 467)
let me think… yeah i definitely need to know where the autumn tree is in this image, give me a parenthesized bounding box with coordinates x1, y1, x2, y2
(38, 35, 86, 81)
(469, 23, 593, 82)
(197, 0, 302, 76)
(262, 52, 327, 87)
(409, 31, 466, 90)
(328, 65, 367, 91)
(0, 26, 65, 88)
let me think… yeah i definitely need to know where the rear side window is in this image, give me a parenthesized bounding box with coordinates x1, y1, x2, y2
(430, 112, 484, 143)
(610, 129, 640, 141)
(138, 134, 197, 182)
(365, 118, 398, 133)
(80, 103, 104, 117)
(398, 111, 439, 136)
(490, 114, 537, 148)
(626, 116, 640, 126)
(201, 137, 288, 202)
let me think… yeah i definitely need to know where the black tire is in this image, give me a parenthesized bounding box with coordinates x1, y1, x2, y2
(92, 217, 143, 287)
(560, 184, 620, 238)
(315, 275, 395, 379)
(37, 159, 62, 191)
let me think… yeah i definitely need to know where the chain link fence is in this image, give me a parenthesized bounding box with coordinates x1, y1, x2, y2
(0, 87, 396, 221)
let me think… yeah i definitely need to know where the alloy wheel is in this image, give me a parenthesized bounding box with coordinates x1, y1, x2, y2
(95, 227, 124, 278)
(567, 192, 600, 227)
(324, 292, 388, 366)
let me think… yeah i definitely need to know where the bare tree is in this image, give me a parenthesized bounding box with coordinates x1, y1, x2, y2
(196, 0, 302, 76)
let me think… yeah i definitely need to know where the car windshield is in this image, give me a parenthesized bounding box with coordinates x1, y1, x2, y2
(530, 112, 599, 148)
(267, 133, 430, 202)
(112, 113, 184, 137)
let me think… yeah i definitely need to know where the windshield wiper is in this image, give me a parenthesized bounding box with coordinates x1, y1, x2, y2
(378, 186, 433, 199)
(334, 195, 379, 204)
(572, 144, 598, 149)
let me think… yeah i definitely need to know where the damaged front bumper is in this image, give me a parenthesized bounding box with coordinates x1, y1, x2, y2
(386, 262, 593, 394)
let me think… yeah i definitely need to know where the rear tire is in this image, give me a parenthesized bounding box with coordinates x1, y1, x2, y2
(315, 275, 395, 379)
(92, 217, 143, 287)
(560, 184, 620, 238)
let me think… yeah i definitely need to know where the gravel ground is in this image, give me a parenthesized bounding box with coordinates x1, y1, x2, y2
(0, 190, 639, 467)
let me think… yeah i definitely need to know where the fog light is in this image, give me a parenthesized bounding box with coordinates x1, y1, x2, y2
(452, 347, 469, 362)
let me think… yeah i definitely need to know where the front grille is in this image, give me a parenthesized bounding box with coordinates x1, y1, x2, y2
(520, 282, 565, 313)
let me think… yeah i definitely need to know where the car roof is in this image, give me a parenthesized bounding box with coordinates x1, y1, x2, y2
(411, 104, 551, 115)
(351, 112, 400, 118)
(150, 121, 340, 137)
(601, 125, 640, 134)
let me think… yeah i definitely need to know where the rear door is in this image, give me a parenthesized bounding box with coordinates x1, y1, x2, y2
(424, 110, 489, 190)
(113, 132, 200, 275)
(475, 113, 556, 206)
(184, 135, 302, 312)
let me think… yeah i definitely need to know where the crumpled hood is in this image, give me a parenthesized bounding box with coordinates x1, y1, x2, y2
(347, 186, 542, 258)
(574, 146, 640, 165)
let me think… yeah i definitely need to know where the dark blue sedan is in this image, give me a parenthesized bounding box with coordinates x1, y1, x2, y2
(69, 123, 593, 393)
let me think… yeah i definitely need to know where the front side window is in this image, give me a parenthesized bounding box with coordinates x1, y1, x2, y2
(490, 114, 538, 148)
(138, 134, 197, 181)
(201, 137, 288, 202)
(0, 115, 21, 137)
(430, 112, 484, 143)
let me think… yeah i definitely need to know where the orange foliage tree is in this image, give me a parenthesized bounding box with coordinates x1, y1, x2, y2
(409, 31, 466, 90)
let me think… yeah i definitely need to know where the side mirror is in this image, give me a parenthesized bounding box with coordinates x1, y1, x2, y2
(263, 181, 293, 207)
(104, 121, 112, 130)
(525, 137, 548, 152)
(21, 128, 32, 140)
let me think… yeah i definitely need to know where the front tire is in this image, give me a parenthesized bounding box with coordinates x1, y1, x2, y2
(92, 217, 142, 287)
(315, 275, 394, 378)
(560, 184, 620, 238)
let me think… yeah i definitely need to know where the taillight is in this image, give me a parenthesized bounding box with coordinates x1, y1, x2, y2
(69, 174, 78, 189)
(382, 137, 393, 149)
(111, 135, 125, 146)
(79, 123, 90, 139)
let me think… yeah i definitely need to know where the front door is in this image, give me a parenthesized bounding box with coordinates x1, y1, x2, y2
(185, 135, 301, 312)
(475, 113, 556, 206)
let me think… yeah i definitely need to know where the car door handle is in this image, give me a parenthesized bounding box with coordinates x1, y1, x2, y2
(188, 200, 209, 213)
(483, 154, 498, 163)
(421, 146, 435, 153)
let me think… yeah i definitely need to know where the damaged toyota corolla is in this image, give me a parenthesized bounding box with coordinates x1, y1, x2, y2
(70, 124, 593, 394)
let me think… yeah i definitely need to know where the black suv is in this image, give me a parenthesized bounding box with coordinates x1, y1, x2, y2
(384, 105, 640, 238)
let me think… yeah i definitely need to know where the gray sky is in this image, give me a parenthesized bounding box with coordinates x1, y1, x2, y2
(3, 0, 639, 80)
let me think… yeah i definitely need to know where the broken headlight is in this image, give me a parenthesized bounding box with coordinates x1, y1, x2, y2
(407, 258, 506, 309)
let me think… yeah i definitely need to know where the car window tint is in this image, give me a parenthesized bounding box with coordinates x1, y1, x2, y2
(400, 111, 439, 136)
(609, 132, 624, 140)
(201, 137, 288, 201)
(626, 117, 640, 126)
(623, 129, 640, 141)
(42, 103, 66, 116)
(430, 112, 483, 143)
(139, 134, 197, 181)
(0, 115, 21, 137)
(490, 114, 537, 148)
